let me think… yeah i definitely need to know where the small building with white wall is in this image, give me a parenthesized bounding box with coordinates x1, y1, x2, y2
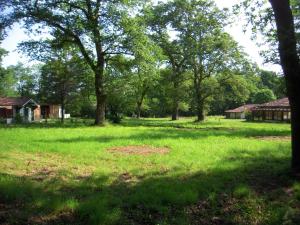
(0, 97, 70, 123)
(225, 104, 259, 119)
(0, 97, 40, 123)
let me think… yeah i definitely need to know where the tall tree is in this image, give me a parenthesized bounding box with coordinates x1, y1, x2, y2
(240, 0, 300, 171)
(210, 74, 251, 115)
(170, 0, 241, 121)
(113, 15, 163, 119)
(7, 63, 38, 98)
(239, 0, 300, 171)
(146, 4, 188, 120)
(105, 56, 135, 122)
(269, 0, 300, 172)
(2, 0, 141, 125)
(155, 39, 187, 121)
(39, 51, 89, 123)
(0, 50, 18, 97)
(129, 38, 161, 119)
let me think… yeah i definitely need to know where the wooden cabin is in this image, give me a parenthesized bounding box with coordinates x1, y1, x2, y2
(251, 98, 291, 122)
(40, 104, 62, 119)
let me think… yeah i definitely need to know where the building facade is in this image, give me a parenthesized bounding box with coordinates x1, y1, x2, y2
(0, 97, 66, 123)
(225, 104, 258, 119)
(252, 98, 291, 122)
(0, 97, 40, 123)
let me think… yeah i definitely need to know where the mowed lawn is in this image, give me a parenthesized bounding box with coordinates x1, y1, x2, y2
(0, 117, 299, 225)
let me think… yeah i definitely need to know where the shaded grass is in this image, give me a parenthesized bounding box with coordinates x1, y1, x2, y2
(0, 117, 299, 225)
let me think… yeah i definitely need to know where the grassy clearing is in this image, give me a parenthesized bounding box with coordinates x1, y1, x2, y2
(0, 117, 299, 225)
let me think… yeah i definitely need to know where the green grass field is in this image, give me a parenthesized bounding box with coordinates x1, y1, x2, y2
(0, 117, 299, 225)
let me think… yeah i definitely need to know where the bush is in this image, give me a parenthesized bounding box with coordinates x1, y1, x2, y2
(107, 112, 123, 124)
(245, 111, 253, 121)
(14, 113, 23, 124)
(80, 104, 96, 119)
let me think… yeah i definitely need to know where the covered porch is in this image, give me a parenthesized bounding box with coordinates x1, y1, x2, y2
(12, 99, 40, 123)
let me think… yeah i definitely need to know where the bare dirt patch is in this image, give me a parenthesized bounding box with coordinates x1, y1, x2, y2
(108, 145, 170, 155)
(28, 211, 80, 225)
(252, 136, 291, 141)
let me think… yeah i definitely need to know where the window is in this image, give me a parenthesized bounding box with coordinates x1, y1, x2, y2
(265, 111, 273, 120)
(253, 111, 262, 120)
(274, 111, 282, 121)
(283, 112, 288, 120)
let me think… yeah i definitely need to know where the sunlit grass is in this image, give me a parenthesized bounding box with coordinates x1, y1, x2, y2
(0, 117, 299, 225)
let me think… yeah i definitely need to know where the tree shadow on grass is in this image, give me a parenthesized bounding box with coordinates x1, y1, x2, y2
(0, 148, 298, 225)
(36, 127, 291, 145)
(0, 119, 94, 129)
(0, 117, 279, 130)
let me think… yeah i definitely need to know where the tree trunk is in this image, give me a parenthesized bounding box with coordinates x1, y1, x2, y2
(196, 102, 205, 122)
(60, 83, 66, 124)
(136, 102, 142, 119)
(269, 0, 300, 172)
(171, 78, 180, 121)
(136, 88, 148, 119)
(172, 101, 179, 121)
(194, 72, 205, 122)
(61, 98, 65, 124)
(94, 58, 106, 125)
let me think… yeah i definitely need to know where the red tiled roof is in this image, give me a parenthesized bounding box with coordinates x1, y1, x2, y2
(225, 104, 259, 113)
(252, 97, 290, 111)
(0, 97, 34, 106)
(259, 97, 289, 107)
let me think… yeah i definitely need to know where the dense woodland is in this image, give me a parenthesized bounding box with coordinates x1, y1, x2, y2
(0, 0, 291, 123)
(0, 53, 286, 121)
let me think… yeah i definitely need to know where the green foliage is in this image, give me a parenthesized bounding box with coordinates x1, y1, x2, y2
(1, 0, 152, 124)
(107, 113, 123, 124)
(80, 102, 96, 119)
(0, 47, 17, 96)
(151, 0, 249, 120)
(260, 70, 286, 98)
(210, 74, 251, 115)
(252, 89, 276, 104)
(245, 111, 253, 121)
(0, 68, 17, 97)
(0, 0, 288, 121)
(237, 0, 299, 65)
(14, 113, 23, 124)
(6, 62, 39, 97)
(0, 47, 8, 64)
(39, 48, 94, 118)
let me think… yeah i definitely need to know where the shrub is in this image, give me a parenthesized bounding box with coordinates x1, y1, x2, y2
(245, 111, 253, 121)
(80, 104, 96, 119)
(107, 113, 123, 124)
(14, 113, 23, 124)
